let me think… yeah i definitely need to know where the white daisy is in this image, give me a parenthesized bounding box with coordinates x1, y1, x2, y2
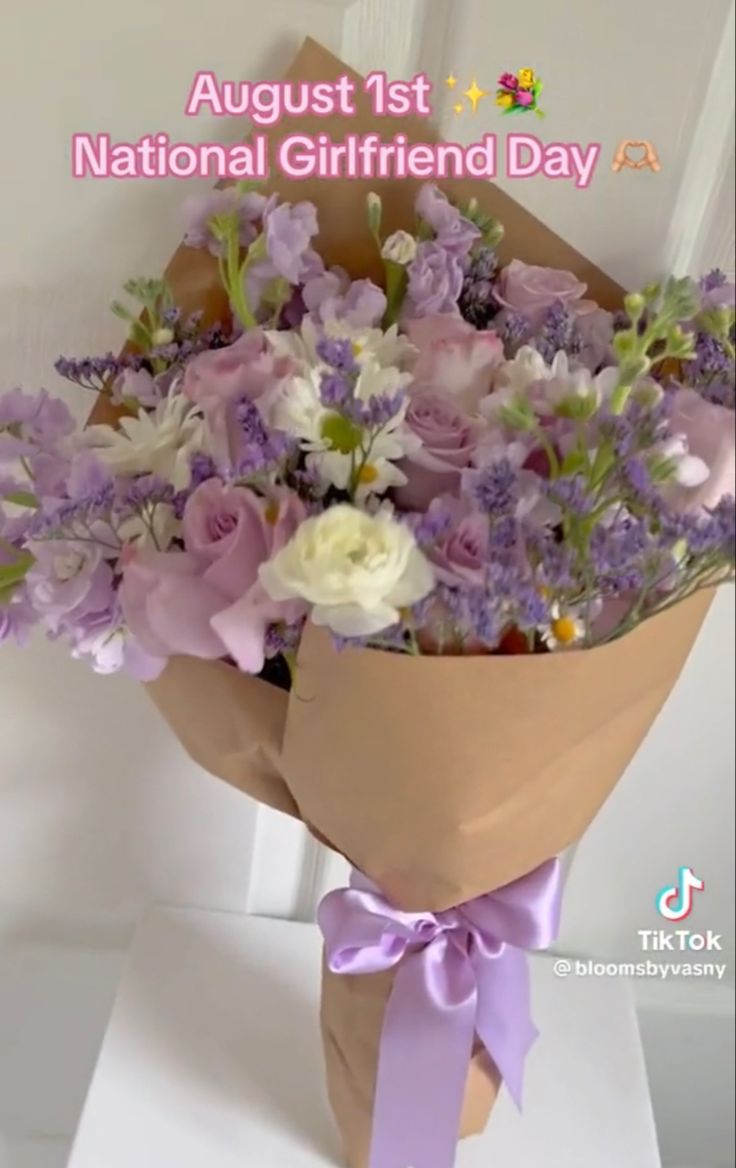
(85, 392, 208, 490)
(539, 603, 587, 650)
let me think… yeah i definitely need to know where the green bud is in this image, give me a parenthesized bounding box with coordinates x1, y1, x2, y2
(623, 292, 645, 322)
(499, 395, 536, 431)
(366, 192, 382, 238)
(642, 281, 661, 304)
(612, 329, 637, 358)
(665, 326, 695, 360)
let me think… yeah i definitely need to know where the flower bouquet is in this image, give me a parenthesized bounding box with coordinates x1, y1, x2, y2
(496, 69, 545, 117)
(2, 38, 734, 1168)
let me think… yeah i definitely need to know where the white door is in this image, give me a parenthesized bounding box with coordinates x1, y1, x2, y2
(1, 3, 734, 1166)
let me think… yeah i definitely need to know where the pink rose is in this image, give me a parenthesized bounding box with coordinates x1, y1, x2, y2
(494, 259, 597, 331)
(394, 390, 482, 511)
(498, 72, 519, 91)
(425, 497, 489, 587)
(405, 315, 504, 412)
(120, 481, 307, 672)
(515, 90, 534, 107)
(667, 388, 735, 512)
(182, 330, 295, 462)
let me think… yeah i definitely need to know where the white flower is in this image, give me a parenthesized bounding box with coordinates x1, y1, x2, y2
(539, 603, 586, 650)
(85, 393, 208, 490)
(381, 230, 418, 266)
(266, 316, 416, 373)
(311, 440, 410, 503)
(118, 503, 180, 551)
(658, 435, 710, 488)
(491, 346, 564, 395)
(259, 504, 434, 637)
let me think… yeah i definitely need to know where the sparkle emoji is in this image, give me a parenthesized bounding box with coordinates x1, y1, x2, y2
(463, 78, 489, 114)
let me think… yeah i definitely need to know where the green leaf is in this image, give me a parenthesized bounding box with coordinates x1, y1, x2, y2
(4, 491, 38, 509)
(0, 551, 34, 589)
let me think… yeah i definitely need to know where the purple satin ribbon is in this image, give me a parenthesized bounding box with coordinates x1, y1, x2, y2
(318, 858, 562, 1168)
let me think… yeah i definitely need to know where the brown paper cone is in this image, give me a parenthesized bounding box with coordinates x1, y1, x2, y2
(320, 958, 500, 1168)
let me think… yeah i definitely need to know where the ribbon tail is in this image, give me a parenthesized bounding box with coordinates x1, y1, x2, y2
(370, 944, 476, 1168)
(474, 947, 536, 1110)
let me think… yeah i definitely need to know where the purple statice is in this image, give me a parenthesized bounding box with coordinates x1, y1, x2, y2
(698, 269, 735, 310)
(458, 247, 499, 329)
(410, 499, 454, 548)
(405, 243, 464, 317)
(189, 452, 218, 488)
(119, 475, 175, 511)
(348, 392, 405, 430)
(466, 458, 517, 516)
(320, 372, 352, 410)
(230, 398, 294, 477)
(662, 497, 736, 559)
(533, 301, 582, 363)
(701, 380, 736, 410)
(316, 336, 358, 374)
(543, 474, 595, 517)
(499, 312, 530, 349)
(264, 618, 306, 659)
(54, 351, 146, 392)
(699, 269, 729, 295)
(688, 331, 735, 407)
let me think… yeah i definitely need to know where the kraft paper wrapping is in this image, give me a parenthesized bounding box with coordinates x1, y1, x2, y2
(90, 37, 715, 1165)
(320, 959, 500, 1168)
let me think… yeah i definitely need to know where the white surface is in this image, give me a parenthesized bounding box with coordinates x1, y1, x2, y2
(68, 909, 662, 1168)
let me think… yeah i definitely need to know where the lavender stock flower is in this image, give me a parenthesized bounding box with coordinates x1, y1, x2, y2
(405, 242, 464, 317)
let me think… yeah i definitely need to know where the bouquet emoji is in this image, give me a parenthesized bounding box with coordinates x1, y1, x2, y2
(497, 68, 546, 117)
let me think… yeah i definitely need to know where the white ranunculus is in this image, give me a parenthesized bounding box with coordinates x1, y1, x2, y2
(381, 230, 418, 266)
(85, 393, 208, 490)
(259, 504, 434, 637)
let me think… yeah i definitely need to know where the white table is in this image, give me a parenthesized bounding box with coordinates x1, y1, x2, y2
(67, 908, 661, 1168)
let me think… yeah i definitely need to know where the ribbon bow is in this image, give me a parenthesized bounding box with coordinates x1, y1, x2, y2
(318, 858, 562, 1168)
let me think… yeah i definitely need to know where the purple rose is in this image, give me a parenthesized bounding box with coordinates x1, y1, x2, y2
(498, 72, 519, 91)
(394, 390, 481, 511)
(405, 243, 464, 318)
(667, 387, 735, 512)
(425, 497, 490, 586)
(182, 330, 295, 462)
(121, 481, 307, 673)
(494, 260, 596, 331)
(415, 186, 481, 256)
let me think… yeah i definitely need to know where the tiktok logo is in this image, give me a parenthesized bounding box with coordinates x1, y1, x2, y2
(656, 867, 705, 922)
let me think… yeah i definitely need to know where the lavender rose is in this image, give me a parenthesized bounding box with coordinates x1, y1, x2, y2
(121, 480, 307, 673)
(424, 497, 489, 586)
(394, 390, 481, 511)
(406, 314, 504, 411)
(405, 243, 464, 318)
(494, 259, 596, 331)
(182, 330, 294, 462)
(667, 388, 735, 512)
